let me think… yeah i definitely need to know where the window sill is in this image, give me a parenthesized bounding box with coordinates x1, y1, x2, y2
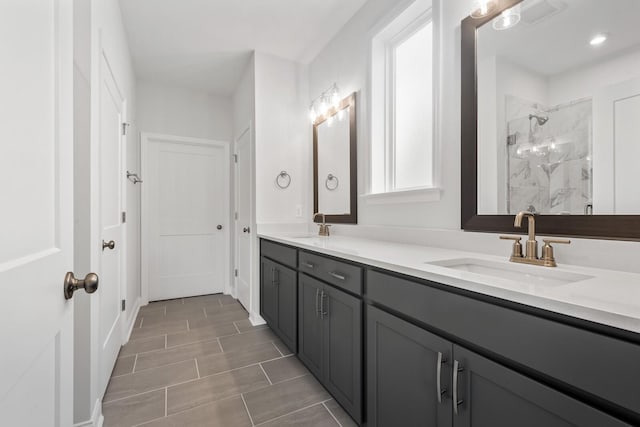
(360, 187, 442, 205)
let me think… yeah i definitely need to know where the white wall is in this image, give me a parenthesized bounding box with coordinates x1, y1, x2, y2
(548, 48, 640, 106)
(232, 55, 256, 138)
(254, 52, 310, 225)
(137, 81, 233, 141)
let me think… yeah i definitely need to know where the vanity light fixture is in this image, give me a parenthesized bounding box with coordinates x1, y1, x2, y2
(309, 83, 341, 123)
(470, 0, 498, 18)
(590, 33, 608, 46)
(492, 4, 521, 30)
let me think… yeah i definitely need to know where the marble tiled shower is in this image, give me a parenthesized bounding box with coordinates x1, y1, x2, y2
(505, 96, 592, 215)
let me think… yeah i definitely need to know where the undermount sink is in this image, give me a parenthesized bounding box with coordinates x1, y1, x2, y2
(427, 258, 593, 286)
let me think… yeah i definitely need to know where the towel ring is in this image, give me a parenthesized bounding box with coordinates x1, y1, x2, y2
(276, 171, 291, 189)
(325, 174, 339, 191)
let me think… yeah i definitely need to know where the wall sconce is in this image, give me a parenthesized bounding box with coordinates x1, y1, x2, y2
(470, 0, 498, 18)
(309, 83, 340, 123)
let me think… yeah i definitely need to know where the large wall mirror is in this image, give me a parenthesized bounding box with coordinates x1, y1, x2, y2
(313, 92, 357, 224)
(462, 0, 640, 239)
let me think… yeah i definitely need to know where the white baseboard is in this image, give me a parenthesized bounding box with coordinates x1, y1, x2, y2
(249, 312, 265, 326)
(124, 297, 142, 344)
(74, 399, 103, 427)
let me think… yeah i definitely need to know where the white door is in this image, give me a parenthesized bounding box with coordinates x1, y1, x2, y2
(97, 53, 126, 395)
(143, 134, 230, 301)
(0, 1, 75, 426)
(593, 77, 640, 214)
(235, 126, 253, 309)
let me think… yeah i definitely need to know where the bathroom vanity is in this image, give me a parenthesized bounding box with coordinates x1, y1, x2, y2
(259, 234, 640, 427)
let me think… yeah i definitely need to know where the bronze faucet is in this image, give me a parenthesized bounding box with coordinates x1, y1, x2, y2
(313, 213, 331, 236)
(500, 211, 570, 267)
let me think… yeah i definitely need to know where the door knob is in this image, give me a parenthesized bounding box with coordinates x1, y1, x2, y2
(243, 227, 250, 233)
(217, 225, 223, 230)
(102, 240, 115, 251)
(64, 272, 99, 300)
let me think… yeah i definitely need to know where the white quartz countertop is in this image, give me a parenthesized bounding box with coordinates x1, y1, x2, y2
(258, 232, 640, 336)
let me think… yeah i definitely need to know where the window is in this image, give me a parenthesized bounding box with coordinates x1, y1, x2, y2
(370, 0, 436, 197)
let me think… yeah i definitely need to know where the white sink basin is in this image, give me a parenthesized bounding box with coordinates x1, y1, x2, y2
(427, 258, 592, 287)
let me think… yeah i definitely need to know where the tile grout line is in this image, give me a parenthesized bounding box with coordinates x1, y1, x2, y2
(323, 401, 344, 427)
(254, 400, 331, 427)
(164, 334, 167, 349)
(103, 360, 309, 405)
(139, 317, 144, 328)
(233, 321, 242, 334)
(258, 362, 272, 385)
(194, 358, 200, 378)
(272, 342, 285, 357)
(164, 387, 168, 417)
(241, 393, 256, 427)
(132, 354, 139, 374)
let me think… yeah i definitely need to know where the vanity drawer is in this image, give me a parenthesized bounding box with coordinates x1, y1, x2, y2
(261, 239, 297, 269)
(366, 269, 640, 417)
(299, 251, 362, 296)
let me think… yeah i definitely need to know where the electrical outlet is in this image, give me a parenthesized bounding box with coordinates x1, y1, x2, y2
(295, 205, 303, 217)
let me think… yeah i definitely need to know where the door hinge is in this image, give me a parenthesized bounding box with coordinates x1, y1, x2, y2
(233, 154, 238, 163)
(121, 299, 126, 311)
(122, 122, 130, 136)
(121, 211, 126, 223)
(234, 269, 238, 277)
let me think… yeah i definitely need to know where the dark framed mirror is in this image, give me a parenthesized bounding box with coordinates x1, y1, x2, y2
(461, 0, 640, 240)
(313, 92, 357, 224)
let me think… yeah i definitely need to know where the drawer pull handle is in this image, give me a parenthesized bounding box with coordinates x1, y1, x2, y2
(437, 352, 447, 403)
(453, 360, 463, 415)
(328, 271, 346, 281)
(304, 262, 314, 269)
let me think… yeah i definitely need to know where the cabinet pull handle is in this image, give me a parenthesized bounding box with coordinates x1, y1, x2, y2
(315, 288, 320, 317)
(437, 352, 447, 403)
(274, 268, 279, 286)
(320, 291, 328, 319)
(328, 271, 346, 281)
(304, 262, 314, 269)
(453, 360, 464, 415)
(271, 267, 275, 285)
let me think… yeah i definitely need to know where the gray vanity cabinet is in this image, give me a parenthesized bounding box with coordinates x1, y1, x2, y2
(452, 345, 629, 427)
(298, 273, 324, 379)
(367, 305, 452, 427)
(259, 256, 297, 352)
(297, 273, 362, 425)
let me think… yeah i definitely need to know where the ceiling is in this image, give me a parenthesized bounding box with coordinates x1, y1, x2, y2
(477, 0, 640, 77)
(119, 0, 368, 95)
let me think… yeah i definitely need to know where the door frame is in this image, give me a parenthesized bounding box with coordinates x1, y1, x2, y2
(140, 132, 232, 304)
(234, 123, 253, 304)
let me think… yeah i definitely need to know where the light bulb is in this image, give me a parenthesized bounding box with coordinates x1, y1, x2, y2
(590, 33, 608, 46)
(309, 109, 316, 123)
(492, 5, 521, 30)
(470, 0, 498, 19)
(338, 109, 345, 121)
(331, 91, 340, 109)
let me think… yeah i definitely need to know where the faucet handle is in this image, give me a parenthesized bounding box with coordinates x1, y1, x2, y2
(500, 235, 523, 258)
(543, 238, 570, 245)
(541, 239, 570, 267)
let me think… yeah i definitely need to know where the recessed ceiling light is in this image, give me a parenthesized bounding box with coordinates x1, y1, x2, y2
(590, 33, 608, 46)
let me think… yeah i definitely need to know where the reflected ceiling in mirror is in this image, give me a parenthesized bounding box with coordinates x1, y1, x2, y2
(476, 0, 640, 216)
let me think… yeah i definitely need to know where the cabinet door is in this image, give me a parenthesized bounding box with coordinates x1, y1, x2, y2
(452, 345, 629, 427)
(298, 274, 324, 379)
(367, 305, 452, 427)
(260, 257, 278, 329)
(323, 286, 362, 424)
(275, 263, 297, 352)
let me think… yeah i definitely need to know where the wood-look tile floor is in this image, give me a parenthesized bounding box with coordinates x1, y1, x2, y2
(102, 294, 357, 427)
